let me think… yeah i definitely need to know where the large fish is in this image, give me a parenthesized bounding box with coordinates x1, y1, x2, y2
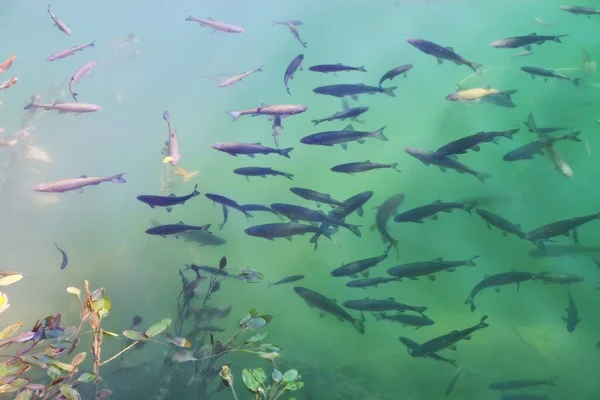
(47, 4, 72, 36)
(301, 125, 387, 149)
(502, 131, 582, 161)
(313, 83, 397, 99)
(378, 64, 413, 87)
(435, 129, 519, 156)
(398, 337, 457, 367)
(465, 271, 534, 312)
(330, 249, 389, 278)
(343, 297, 427, 314)
(410, 316, 489, 357)
(560, 5, 600, 16)
(387, 256, 479, 281)
(308, 64, 366, 74)
(525, 212, 600, 250)
(394, 200, 475, 223)
(34, 173, 126, 193)
(205, 193, 253, 229)
(162, 111, 181, 166)
(245, 222, 336, 241)
(234, 167, 293, 181)
(346, 277, 396, 289)
(284, 54, 304, 95)
(331, 161, 400, 174)
(69, 61, 96, 101)
(404, 147, 491, 183)
(226, 104, 307, 121)
(273, 21, 307, 48)
(294, 287, 365, 334)
(490, 33, 567, 49)
(218, 66, 263, 88)
(372, 194, 405, 258)
(374, 313, 434, 329)
(150, 219, 225, 246)
(489, 378, 557, 391)
(445, 87, 517, 107)
(562, 290, 580, 333)
(185, 15, 244, 33)
(212, 142, 293, 158)
(407, 38, 482, 75)
(137, 184, 200, 212)
(270, 203, 361, 237)
(145, 221, 212, 237)
(534, 272, 584, 285)
(290, 187, 346, 208)
(311, 106, 369, 126)
(47, 41, 95, 62)
(476, 209, 526, 239)
(24, 100, 100, 114)
(521, 66, 581, 85)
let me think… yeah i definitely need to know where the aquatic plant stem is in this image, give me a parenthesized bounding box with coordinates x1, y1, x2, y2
(99, 340, 139, 366)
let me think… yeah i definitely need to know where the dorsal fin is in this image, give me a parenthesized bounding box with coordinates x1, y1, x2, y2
(177, 221, 185, 225)
(446, 46, 454, 52)
(433, 200, 442, 204)
(168, 193, 176, 197)
(432, 257, 443, 262)
(77, 175, 88, 178)
(527, 32, 537, 36)
(343, 124, 355, 131)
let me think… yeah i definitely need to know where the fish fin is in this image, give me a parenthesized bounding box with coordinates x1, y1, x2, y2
(495, 287, 502, 293)
(427, 274, 436, 281)
(436, 57, 444, 65)
(369, 224, 376, 231)
(439, 167, 447, 172)
(351, 95, 359, 101)
(449, 345, 457, 351)
(432, 257, 443, 262)
(163, 156, 174, 164)
(343, 124, 355, 131)
(75, 188, 84, 194)
(247, 154, 255, 158)
(356, 206, 364, 217)
(319, 312, 326, 318)
(430, 214, 438, 220)
(356, 139, 365, 144)
(166, 207, 172, 213)
(340, 143, 348, 150)
(168, 193, 176, 197)
(78, 175, 88, 178)
(284, 237, 293, 241)
(279, 147, 294, 158)
(361, 270, 369, 278)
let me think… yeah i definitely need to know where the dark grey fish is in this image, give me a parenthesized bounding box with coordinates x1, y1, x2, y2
(137, 184, 200, 212)
(294, 286, 365, 334)
(372, 194, 404, 259)
(374, 312, 434, 328)
(503, 131, 582, 161)
(308, 64, 367, 73)
(560, 5, 600, 16)
(272, 116, 283, 148)
(490, 33, 567, 49)
(313, 83, 397, 99)
(245, 222, 336, 241)
(476, 209, 526, 239)
(346, 277, 396, 289)
(330, 249, 389, 278)
(406, 38, 482, 75)
(212, 142, 293, 158)
(404, 147, 491, 183)
(521, 66, 581, 85)
(311, 106, 369, 126)
(394, 200, 475, 223)
(465, 271, 534, 312)
(185, 264, 229, 277)
(145, 221, 212, 237)
(284, 54, 304, 95)
(528, 245, 600, 258)
(446, 367, 465, 396)
(300, 124, 387, 148)
(411, 316, 489, 357)
(55, 243, 68, 270)
(398, 337, 457, 367)
(150, 219, 225, 246)
(490, 378, 557, 391)
(527, 126, 568, 135)
(378, 64, 413, 87)
(205, 193, 253, 229)
(563, 290, 580, 333)
(268, 275, 304, 288)
(331, 160, 400, 174)
(343, 297, 427, 314)
(435, 129, 520, 156)
(534, 272, 584, 285)
(234, 167, 293, 180)
(290, 187, 346, 208)
(387, 256, 479, 281)
(270, 203, 361, 237)
(239, 204, 282, 220)
(525, 212, 600, 250)
(500, 394, 553, 400)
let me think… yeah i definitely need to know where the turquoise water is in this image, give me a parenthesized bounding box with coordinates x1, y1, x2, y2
(1, 0, 600, 399)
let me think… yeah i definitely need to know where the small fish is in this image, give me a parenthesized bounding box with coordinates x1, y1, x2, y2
(271, 116, 283, 148)
(162, 111, 181, 166)
(308, 64, 367, 74)
(435, 129, 519, 156)
(521, 66, 581, 85)
(46, 41, 95, 62)
(0, 77, 17, 91)
(534, 17, 553, 25)
(331, 250, 389, 278)
(218, 66, 263, 88)
(54, 243, 68, 270)
(394, 200, 475, 223)
(465, 271, 534, 312)
(378, 64, 413, 87)
(489, 378, 557, 391)
(311, 106, 369, 126)
(534, 272, 584, 285)
(290, 187, 346, 209)
(500, 394, 553, 400)
(387, 256, 479, 281)
(560, 5, 600, 16)
(411, 316, 489, 357)
(313, 83, 396, 99)
(490, 33, 567, 49)
(284, 54, 304, 95)
(245, 222, 336, 241)
(34, 174, 126, 193)
(398, 337, 457, 367)
(234, 167, 293, 181)
(525, 212, 600, 250)
(406, 38, 482, 75)
(372, 194, 405, 259)
(185, 15, 244, 33)
(374, 312, 434, 328)
(69, 61, 96, 101)
(145, 221, 211, 238)
(171, 167, 199, 182)
(205, 193, 252, 229)
(445, 367, 464, 395)
(226, 104, 307, 121)
(476, 209, 526, 239)
(273, 21, 307, 48)
(47, 4, 72, 36)
(345, 277, 396, 289)
(270, 203, 361, 237)
(24, 100, 101, 114)
(344, 297, 427, 314)
(331, 160, 400, 174)
(131, 315, 143, 328)
(239, 204, 282, 220)
(0, 56, 17, 73)
(196, 323, 226, 332)
(301, 124, 387, 149)
(562, 290, 580, 333)
(212, 142, 293, 158)
(512, 49, 534, 59)
(137, 184, 200, 212)
(268, 275, 305, 288)
(404, 147, 491, 183)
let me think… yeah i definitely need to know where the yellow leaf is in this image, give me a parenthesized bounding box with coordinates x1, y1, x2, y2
(0, 322, 22, 340)
(71, 352, 86, 367)
(52, 362, 75, 372)
(101, 330, 119, 338)
(0, 274, 23, 286)
(66, 287, 81, 298)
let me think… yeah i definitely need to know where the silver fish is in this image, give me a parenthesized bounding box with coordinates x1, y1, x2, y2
(69, 61, 96, 101)
(47, 4, 72, 36)
(34, 173, 126, 193)
(185, 15, 243, 33)
(47, 41, 95, 62)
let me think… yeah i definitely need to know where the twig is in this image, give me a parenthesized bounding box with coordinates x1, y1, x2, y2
(99, 340, 139, 367)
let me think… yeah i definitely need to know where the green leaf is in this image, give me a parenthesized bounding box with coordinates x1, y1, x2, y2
(122, 330, 148, 341)
(144, 318, 171, 338)
(252, 368, 267, 384)
(14, 389, 33, 400)
(272, 369, 282, 383)
(60, 384, 81, 400)
(19, 356, 46, 369)
(283, 381, 304, 392)
(66, 287, 81, 299)
(52, 362, 75, 372)
(242, 368, 259, 392)
(282, 369, 298, 382)
(259, 344, 281, 353)
(71, 352, 86, 367)
(238, 313, 252, 327)
(245, 332, 267, 345)
(0, 322, 22, 340)
(0, 379, 28, 394)
(245, 317, 266, 330)
(76, 372, 95, 383)
(92, 298, 105, 312)
(257, 351, 279, 360)
(46, 365, 63, 381)
(258, 314, 274, 325)
(102, 330, 119, 338)
(90, 288, 104, 302)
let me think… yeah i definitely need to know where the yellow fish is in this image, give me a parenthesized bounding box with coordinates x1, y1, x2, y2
(171, 167, 199, 182)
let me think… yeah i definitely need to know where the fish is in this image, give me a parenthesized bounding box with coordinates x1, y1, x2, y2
(69, 61, 96, 101)
(217, 66, 263, 88)
(46, 41, 95, 62)
(0, 77, 18, 91)
(411, 316, 490, 357)
(406, 38, 482, 75)
(512, 49, 534, 59)
(137, 184, 200, 212)
(398, 337, 457, 367)
(273, 21, 307, 48)
(465, 271, 534, 312)
(131, 315, 143, 328)
(534, 272, 584, 285)
(162, 111, 181, 166)
(267, 275, 305, 288)
(313, 83, 397, 99)
(185, 15, 244, 33)
(331, 161, 400, 174)
(171, 167, 199, 182)
(346, 277, 396, 289)
(500, 394, 553, 400)
(47, 4, 72, 36)
(311, 106, 369, 126)
(331, 249, 389, 278)
(0, 56, 17, 73)
(23, 100, 101, 114)
(562, 290, 580, 333)
(294, 287, 365, 334)
(387, 256, 479, 281)
(234, 167, 293, 181)
(284, 54, 304, 95)
(521, 66, 581, 85)
(525, 212, 600, 250)
(435, 129, 520, 156)
(271, 116, 283, 148)
(489, 378, 557, 391)
(544, 144, 573, 178)
(196, 324, 226, 332)
(25, 145, 52, 163)
(270, 203, 361, 237)
(374, 312, 434, 328)
(54, 243, 68, 270)
(378, 64, 413, 87)
(301, 125, 387, 149)
(560, 5, 600, 16)
(205, 193, 253, 229)
(238, 204, 282, 220)
(145, 221, 212, 238)
(151, 219, 220, 246)
(404, 147, 491, 183)
(211, 142, 293, 158)
(445, 367, 464, 396)
(308, 64, 367, 74)
(289, 187, 346, 209)
(528, 244, 600, 258)
(476, 209, 526, 239)
(394, 200, 476, 223)
(445, 87, 517, 107)
(490, 33, 567, 49)
(371, 194, 405, 259)
(34, 173, 126, 193)
(185, 264, 229, 277)
(226, 104, 307, 121)
(534, 17, 553, 25)
(343, 298, 427, 314)
(245, 222, 337, 241)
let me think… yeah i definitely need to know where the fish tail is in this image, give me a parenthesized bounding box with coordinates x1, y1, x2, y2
(267, 282, 274, 289)
(111, 173, 127, 183)
(555, 34, 568, 42)
(358, 65, 367, 72)
(549, 376, 559, 386)
(283, 172, 294, 180)
(226, 110, 242, 121)
(279, 147, 294, 158)
(390, 163, 401, 172)
(71, 92, 78, 102)
(504, 128, 520, 139)
(478, 315, 489, 328)
(257, 65, 264, 72)
(321, 227, 338, 240)
(371, 126, 388, 141)
(415, 306, 428, 315)
(572, 77, 582, 86)
(243, 210, 254, 219)
(465, 255, 480, 266)
(185, 14, 194, 21)
(566, 130, 582, 142)
(162, 111, 171, 121)
(192, 184, 200, 196)
(391, 240, 400, 259)
(469, 62, 483, 76)
(352, 318, 365, 334)
(382, 86, 397, 97)
(475, 172, 491, 184)
(311, 119, 321, 126)
(462, 202, 477, 214)
(346, 224, 362, 237)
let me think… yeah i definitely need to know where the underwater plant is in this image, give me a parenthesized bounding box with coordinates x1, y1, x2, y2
(238, 367, 304, 400)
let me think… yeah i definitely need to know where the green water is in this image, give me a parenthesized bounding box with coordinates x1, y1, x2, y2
(1, 0, 600, 399)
